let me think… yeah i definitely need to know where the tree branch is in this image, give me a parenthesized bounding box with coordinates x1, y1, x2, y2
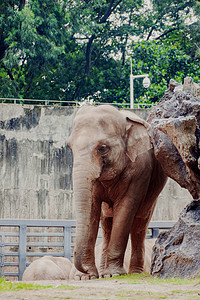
(121, 7, 134, 65)
(146, 2, 173, 41)
(5, 68, 14, 81)
(85, 0, 123, 74)
(85, 34, 95, 75)
(100, 0, 123, 23)
(146, 27, 154, 41)
(99, 0, 115, 23)
(19, 0, 25, 11)
(110, 0, 123, 16)
(73, 0, 123, 100)
(155, 27, 177, 40)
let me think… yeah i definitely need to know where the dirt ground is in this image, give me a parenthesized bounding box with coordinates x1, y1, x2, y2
(0, 277, 200, 300)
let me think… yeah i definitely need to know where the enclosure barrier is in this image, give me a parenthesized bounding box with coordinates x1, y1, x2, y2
(0, 97, 155, 109)
(0, 219, 175, 280)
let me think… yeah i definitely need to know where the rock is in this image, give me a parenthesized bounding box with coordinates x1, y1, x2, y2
(148, 77, 200, 278)
(151, 199, 200, 278)
(147, 77, 200, 199)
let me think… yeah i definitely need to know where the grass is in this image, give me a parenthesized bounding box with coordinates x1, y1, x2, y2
(0, 277, 77, 292)
(115, 290, 200, 300)
(103, 274, 200, 300)
(106, 273, 200, 285)
(0, 277, 53, 291)
(0, 274, 199, 300)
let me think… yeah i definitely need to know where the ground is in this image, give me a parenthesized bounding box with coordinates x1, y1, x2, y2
(0, 274, 200, 300)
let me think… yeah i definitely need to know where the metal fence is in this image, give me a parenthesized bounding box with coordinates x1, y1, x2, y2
(0, 219, 175, 280)
(0, 97, 155, 109)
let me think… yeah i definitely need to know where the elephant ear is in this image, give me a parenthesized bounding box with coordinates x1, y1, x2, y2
(124, 113, 153, 163)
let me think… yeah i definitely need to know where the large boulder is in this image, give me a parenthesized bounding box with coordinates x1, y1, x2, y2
(151, 200, 200, 278)
(148, 77, 200, 278)
(147, 77, 200, 199)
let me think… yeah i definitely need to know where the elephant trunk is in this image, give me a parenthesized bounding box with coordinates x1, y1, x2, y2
(73, 165, 101, 277)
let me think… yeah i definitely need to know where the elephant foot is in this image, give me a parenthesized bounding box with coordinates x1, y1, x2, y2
(128, 265, 144, 274)
(100, 265, 127, 278)
(74, 270, 98, 280)
(70, 265, 99, 280)
(129, 256, 145, 274)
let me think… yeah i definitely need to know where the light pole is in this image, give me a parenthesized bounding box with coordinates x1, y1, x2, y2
(130, 58, 150, 109)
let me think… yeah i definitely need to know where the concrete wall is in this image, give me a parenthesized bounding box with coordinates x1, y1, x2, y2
(0, 104, 76, 219)
(0, 104, 192, 221)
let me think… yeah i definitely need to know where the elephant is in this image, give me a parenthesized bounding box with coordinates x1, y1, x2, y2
(69, 239, 156, 280)
(22, 256, 72, 281)
(68, 105, 167, 279)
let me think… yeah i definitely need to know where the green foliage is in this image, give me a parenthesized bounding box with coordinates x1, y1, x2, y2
(0, 0, 199, 104)
(0, 0, 73, 99)
(129, 40, 200, 103)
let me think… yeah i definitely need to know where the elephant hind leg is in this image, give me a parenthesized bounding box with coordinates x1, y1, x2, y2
(129, 217, 148, 274)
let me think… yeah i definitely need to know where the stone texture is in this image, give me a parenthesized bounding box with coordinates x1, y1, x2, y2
(151, 200, 200, 278)
(148, 77, 200, 278)
(147, 77, 200, 199)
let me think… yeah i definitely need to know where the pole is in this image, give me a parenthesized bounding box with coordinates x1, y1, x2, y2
(130, 58, 150, 109)
(130, 58, 134, 109)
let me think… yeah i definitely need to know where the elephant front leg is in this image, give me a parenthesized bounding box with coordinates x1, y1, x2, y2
(101, 203, 133, 277)
(99, 216, 113, 276)
(99, 203, 113, 277)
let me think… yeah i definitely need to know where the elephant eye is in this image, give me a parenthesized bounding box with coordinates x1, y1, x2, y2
(97, 144, 110, 155)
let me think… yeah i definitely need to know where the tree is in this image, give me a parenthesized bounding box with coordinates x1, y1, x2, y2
(66, 0, 200, 101)
(0, 0, 199, 103)
(67, 0, 143, 100)
(0, 0, 72, 98)
(129, 40, 200, 104)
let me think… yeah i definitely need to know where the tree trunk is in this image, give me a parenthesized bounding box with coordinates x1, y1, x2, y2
(19, 0, 25, 11)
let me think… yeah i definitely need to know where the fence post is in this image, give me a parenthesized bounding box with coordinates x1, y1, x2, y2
(18, 225, 27, 281)
(0, 234, 5, 277)
(152, 228, 159, 238)
(63, 225, 72, 260)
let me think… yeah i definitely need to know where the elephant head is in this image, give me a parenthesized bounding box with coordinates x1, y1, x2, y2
(68, 105, 153, 277)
